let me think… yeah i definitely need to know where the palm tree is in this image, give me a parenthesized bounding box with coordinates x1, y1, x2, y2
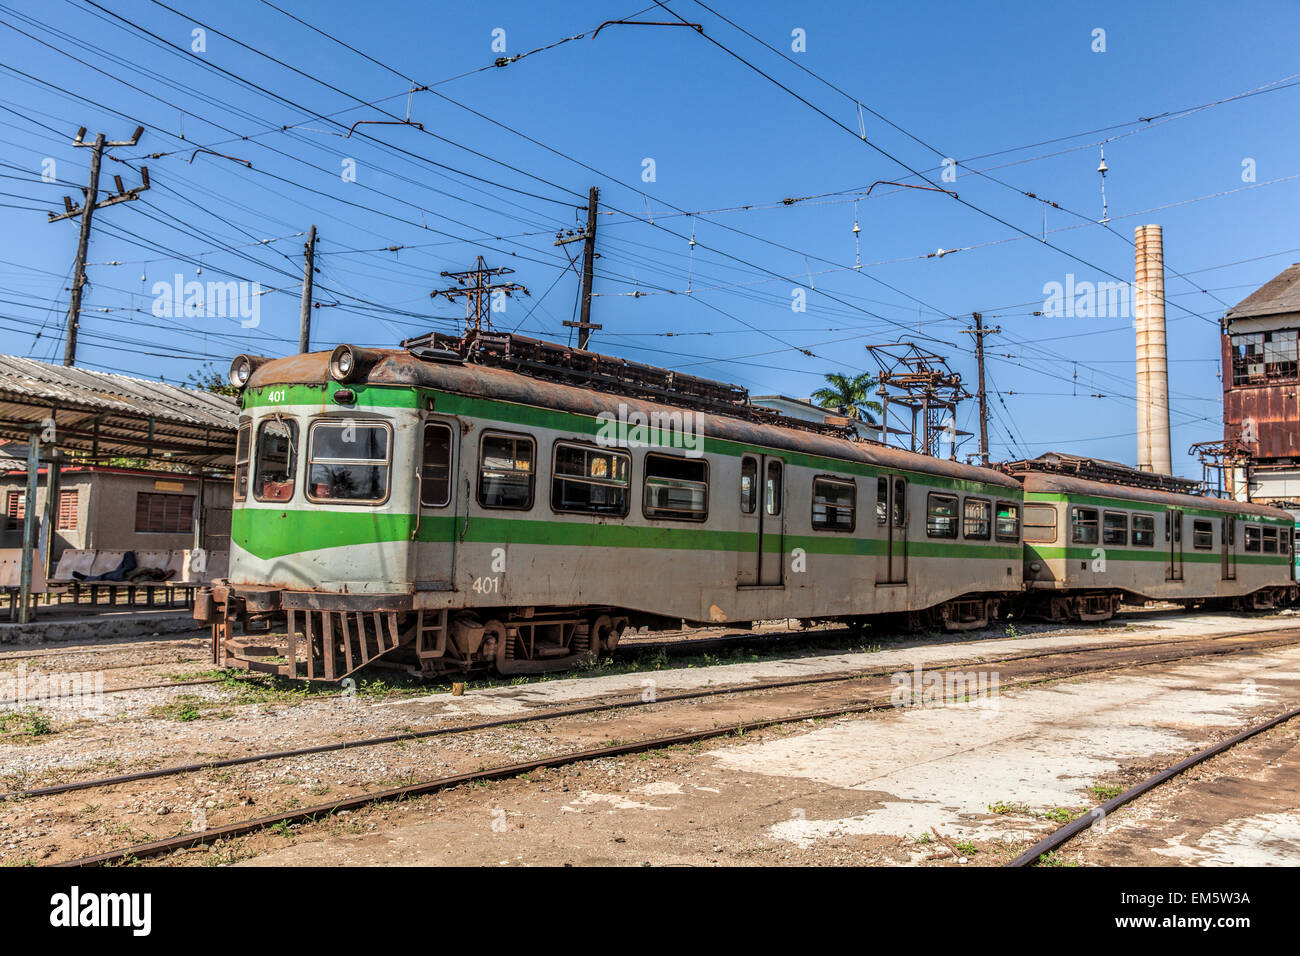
(810, 371, 882, 425)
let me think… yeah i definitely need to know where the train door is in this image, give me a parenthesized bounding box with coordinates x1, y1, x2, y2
(1289, 527, 1297, 582)
(413, 418, 458, 589)
(876, 474, 908, 585)
(1221, 516, 1237, 582)
(737, 455, 784, 587)
(1166, 509, 1184, 582)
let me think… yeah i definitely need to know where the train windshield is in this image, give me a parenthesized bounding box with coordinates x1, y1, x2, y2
(253, 418, 298, 501)
(307, 421, 390, 502)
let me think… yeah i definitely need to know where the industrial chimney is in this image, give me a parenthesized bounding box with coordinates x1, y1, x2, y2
(1135, 224, 1172, 474)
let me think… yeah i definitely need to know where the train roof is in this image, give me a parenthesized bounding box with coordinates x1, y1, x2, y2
(244, 347, 1023, 491)
(1019, 472, 1292, 520)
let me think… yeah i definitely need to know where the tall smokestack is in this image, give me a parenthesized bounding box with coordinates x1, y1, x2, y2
(1135, 224, 1172, 474)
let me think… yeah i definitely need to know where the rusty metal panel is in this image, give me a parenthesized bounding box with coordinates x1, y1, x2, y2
(1224, 383, 1300, 459)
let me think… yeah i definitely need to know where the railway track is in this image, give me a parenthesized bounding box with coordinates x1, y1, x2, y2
(1008, 704, 1300, 867)
(5, 612, 1289, 704)
(10, 625, 1297, 801)
(4, 625, 846, 703)
(42, 627, 1300, 866)
(10, 605, 1289, 703)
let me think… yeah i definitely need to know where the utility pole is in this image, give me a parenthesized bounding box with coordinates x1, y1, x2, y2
(555, 186, 602, 349)
(298, 225, 317, 353)
(47, 126, 148, 367)
(962, 312, 1001, 467)
(430, 256, 529, 339)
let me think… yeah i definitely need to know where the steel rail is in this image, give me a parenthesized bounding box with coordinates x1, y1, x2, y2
(12, 627, 1297, 803)
(51, 633, 1300, 867)
(1008, 704, 1300, 867)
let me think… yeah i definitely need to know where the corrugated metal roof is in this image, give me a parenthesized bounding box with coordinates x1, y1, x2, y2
(1225, 263, 1300, 321)
(0, 355, 238, 470)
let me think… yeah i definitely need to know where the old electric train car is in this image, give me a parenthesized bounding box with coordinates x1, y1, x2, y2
(1017, 472, 1298, 618)
(197, 338, 1026, 680)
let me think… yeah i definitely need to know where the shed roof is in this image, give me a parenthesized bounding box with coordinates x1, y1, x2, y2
(0, 355, 238, 471)
(1225, 263, 1300, 322)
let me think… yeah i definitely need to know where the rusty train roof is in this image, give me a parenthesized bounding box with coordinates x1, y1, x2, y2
(1020, 473, 1292, 519)
(246, 349, 1023, 490)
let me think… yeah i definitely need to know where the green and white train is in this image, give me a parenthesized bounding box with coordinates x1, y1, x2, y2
(194, 336, 1297, 681)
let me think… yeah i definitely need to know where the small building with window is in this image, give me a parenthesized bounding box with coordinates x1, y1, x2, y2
(0, 464, 231, 561)
(1222, 264, 1300, 506)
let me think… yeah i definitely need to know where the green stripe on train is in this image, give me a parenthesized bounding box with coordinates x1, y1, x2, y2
(231, 509, 1021, 562)
(240, 382, 1018, 495)
(1024, 491, 1290, 525)
(1027, 544, 1290, 566)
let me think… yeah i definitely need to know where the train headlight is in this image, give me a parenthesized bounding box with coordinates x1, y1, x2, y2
(328, 344, 380, 383)
(1030, 561, 1042, 573)
(229, 353, 268, 389)
(331, 346, 355, 380)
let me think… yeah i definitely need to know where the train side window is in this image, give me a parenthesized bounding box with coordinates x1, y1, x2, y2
(995, 501, 1020, 542)
(1166, 512, 1182, 543)
(477, 432, 535, 510)
(963, 497, 991, 540)
(1284, 528, 1293, 554)
(1245, 525, 1261, 552)
(1071, 507, 1099, 544)
(1024, 504, 1057, 543)
(552, 441, 630, 516)
(1192, 519, 1214, 550)
(1132, 514, 1155, 547)
(893, 478, 906, 527)
(1263, 527, 1279, 553)
(645, 454, 708, 521)
(233, 420, 251, 502)
(876, 476, 888, 524)
(812, 477, 855, 532)
(307, 421, 391, 503)
(420, 423, 453, 508)
(1102, 511, 1128, 546)
(926, 493, 958, 539)
(253, 418, 298, 502)
(740, 457, 758, 514)
(765, 461, 782, 516)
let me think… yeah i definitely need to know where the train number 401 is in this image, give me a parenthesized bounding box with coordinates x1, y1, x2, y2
(472, 576, 501, 594)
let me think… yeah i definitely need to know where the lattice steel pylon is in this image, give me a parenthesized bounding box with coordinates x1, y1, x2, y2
(865, 342, 971, 459)
(1188, 437, 1253, 499)
(430, 256, 529, 338)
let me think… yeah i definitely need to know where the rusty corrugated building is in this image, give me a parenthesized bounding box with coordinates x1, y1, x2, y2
(1222, 263, 1300, 504)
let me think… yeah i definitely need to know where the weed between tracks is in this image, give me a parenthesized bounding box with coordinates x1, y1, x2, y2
(146, 668, 430, 720)
(0, 709, 54, 738)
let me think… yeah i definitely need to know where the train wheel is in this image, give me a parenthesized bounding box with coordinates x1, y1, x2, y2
(483, 618, 510, 669)
(609, 616, 628, 651)
(590, 614, 614, 654)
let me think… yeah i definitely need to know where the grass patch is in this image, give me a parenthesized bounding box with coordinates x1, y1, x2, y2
(1089, 783, 1124, 800)
(0, 709, 55, 737)
(1042, 806, 1086, 825)
(988, 801, 1031, 815)
(1036, 851, 1079, 867)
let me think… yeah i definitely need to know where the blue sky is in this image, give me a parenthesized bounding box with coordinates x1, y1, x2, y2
(2, 0, 1299, 478)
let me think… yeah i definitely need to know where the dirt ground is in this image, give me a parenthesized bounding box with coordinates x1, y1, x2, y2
(1, 609, 1298, 866)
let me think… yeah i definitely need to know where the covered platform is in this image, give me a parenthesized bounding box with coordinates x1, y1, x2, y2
(0, 355, 238, 623)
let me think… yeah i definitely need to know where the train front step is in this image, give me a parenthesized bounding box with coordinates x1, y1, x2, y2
(217, 608, 407, 681)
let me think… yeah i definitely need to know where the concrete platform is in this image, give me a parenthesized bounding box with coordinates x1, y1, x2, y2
(0, 605, 199, 644)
